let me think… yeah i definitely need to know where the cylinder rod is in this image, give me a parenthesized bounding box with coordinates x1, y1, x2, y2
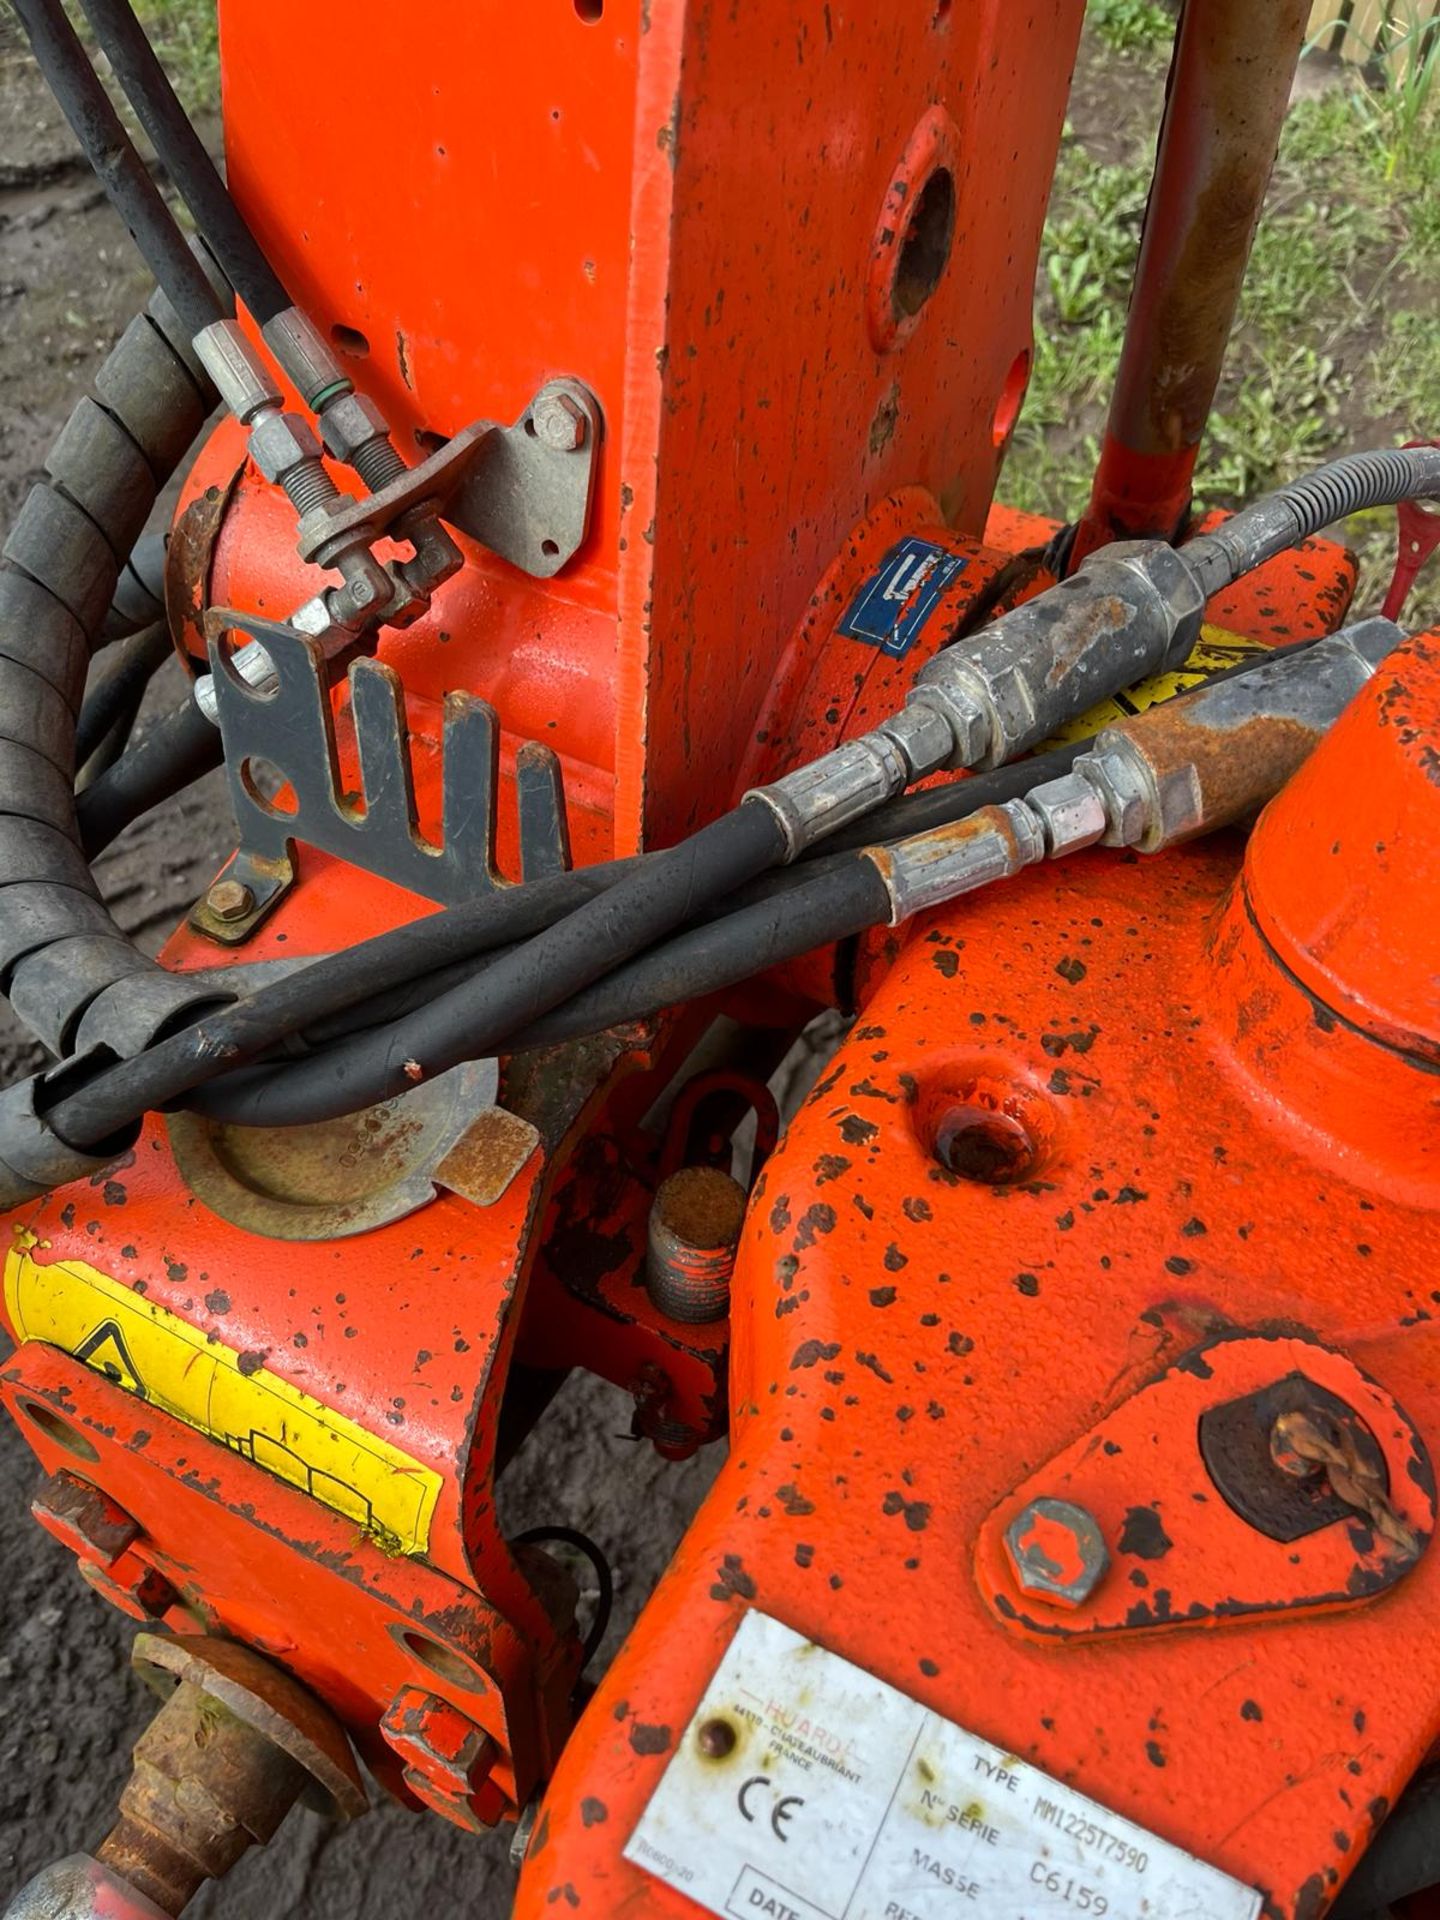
(1070, 0, 1310, 565)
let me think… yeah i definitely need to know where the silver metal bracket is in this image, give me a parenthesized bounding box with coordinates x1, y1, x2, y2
(448, 378, 603, 579)
(295, 378, 602, 582)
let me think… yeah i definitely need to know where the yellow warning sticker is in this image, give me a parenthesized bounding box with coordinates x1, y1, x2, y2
(1041, 625, 1272, 748)
(4, 1239, 442, 1558)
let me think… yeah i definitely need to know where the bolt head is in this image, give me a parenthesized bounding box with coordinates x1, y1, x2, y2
(530, 389, 587, 451)
(1004, 1497, 1109, 1609)
(206, 878, 254, 923)
(381, 1686, 497, 1793)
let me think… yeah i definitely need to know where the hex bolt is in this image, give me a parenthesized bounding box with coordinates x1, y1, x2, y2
(1004, 1496, 1109, 1609)
(530, 389, 587, 452)
(205, 878, 255, 924)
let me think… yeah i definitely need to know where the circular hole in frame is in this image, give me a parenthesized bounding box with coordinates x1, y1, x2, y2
(395, 1626, 489, 1693)
(893, 166, 956, 321)
(330, 324, 370, 359)
(16, 1398, 99, 1462)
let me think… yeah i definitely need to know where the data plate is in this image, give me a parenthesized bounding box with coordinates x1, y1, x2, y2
(625, 1612, 1261, 1920)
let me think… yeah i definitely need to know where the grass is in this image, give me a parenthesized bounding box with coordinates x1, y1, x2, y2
(1087, 0, 1174, 56)
(134, 0, 219, 116)
(1003, 13, 1440, 625)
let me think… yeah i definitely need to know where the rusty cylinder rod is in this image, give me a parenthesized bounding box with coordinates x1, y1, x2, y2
(1070, 0, 1311, 565)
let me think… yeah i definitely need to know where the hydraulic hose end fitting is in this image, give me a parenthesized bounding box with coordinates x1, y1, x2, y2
(911, 539, 1206, 771)
(865, 799, 1047, 925)
(261, 306, 353, 414)
(746, 729, 912, 860)
(193, 318, 282, 427)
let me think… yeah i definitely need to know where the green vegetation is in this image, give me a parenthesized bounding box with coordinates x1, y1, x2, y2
(1004, 14, 1440, 624)
(132, 0, 218, 113)
(1087, 0, 1174, 56)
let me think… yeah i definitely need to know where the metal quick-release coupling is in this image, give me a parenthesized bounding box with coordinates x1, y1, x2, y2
(867, 620, 1398, 923)
(907, 540, 1207, 771)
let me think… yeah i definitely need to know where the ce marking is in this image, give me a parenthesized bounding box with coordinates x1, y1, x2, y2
(738, 1775, 805, 1842)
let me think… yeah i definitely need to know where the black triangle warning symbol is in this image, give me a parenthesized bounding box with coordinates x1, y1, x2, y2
(74, 1320, 146, 1397)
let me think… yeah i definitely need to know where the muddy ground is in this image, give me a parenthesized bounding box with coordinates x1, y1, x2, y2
(0, 46, 728, 1920)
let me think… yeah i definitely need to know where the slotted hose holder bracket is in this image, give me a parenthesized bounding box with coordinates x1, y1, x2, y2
(206, 613, 571, 922)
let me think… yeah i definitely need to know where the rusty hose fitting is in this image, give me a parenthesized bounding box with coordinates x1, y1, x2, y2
(867, 621, 1399, 924)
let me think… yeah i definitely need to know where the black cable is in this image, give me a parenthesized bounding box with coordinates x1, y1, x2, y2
(511, 1527, 614, 1668)
(100, 799, 788, 1131)
(74, 621, 171, 773)
(76, 697, 224, 859)
(9, 0, 227, 339)
(74, 0, 291, 326)
(506, 855, 891, 1056)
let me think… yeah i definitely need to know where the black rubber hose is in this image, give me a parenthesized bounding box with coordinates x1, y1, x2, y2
(102, 529, 168, 643)
(9, 0, 227, 339)
(75, 620, 171, 772)
(1329, 1769, 1440, 1918)
(56, 799, 788, 1134)
(74, 0, 291, 326)
(1185, 446, 1440, 596)
(507, 856, 892, 1055)
(77, 697, 224, 859)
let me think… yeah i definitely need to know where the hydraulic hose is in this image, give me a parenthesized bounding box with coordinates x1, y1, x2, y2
(35, 741, 1091, 1149)
(54, 800, 790, 1135)
(75, 620, 172, 774)
(23, 636, 1340, 1148)
(1185, 446, 1440, 596)
(77, 697, 225, 860)
(9, 0, 228, 339)
(74, 0, 291, 326)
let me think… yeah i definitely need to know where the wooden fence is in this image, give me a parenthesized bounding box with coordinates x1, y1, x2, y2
(1310, 0, 1440, 80)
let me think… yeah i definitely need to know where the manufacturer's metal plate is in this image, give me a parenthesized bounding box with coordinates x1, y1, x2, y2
(625, 1611, 1261, 1920)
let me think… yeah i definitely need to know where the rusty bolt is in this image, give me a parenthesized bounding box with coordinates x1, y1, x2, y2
(206, 877, 255, 923)
(530, 389, 587, 452)
(1004, 1496, 1109, 1609)
(32, 1469, 140, 1569)
(380, 1686, 498, 1796)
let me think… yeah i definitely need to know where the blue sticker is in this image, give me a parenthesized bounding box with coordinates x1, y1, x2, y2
(837, 536, 969, 659)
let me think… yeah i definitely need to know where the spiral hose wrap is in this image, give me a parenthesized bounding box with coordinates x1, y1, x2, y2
(0, 289, 217, 1058)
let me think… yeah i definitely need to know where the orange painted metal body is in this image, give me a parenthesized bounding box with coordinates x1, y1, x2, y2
(517, 634, 1440, 1920)
(2, 3, 1438, 1916)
